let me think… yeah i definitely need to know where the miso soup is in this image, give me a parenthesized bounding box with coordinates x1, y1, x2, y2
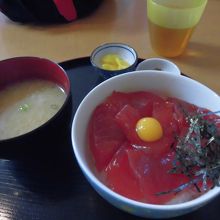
(0, 79, 67, 140)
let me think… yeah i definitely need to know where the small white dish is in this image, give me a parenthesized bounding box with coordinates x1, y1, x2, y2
(136, 58, 181, 75)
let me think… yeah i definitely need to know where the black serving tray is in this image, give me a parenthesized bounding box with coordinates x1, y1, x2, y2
(0, 57, 219, 220)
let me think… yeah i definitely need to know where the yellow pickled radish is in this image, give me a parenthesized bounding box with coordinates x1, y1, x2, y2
(101, 54, 130, 70)
(115, 57, 130, 69)
(136, 117, 163, 142)
(102, 64, 117, 71)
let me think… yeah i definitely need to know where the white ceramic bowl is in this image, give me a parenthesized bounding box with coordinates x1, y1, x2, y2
(90, 43, 138, 79)
(71, 59, 220, 218)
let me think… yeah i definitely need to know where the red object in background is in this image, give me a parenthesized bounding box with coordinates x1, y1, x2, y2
(0, 0, 103, 23)
(53, 0, 77, 21)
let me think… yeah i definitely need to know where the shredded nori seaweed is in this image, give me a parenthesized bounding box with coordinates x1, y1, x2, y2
(158, 109, 220, 195)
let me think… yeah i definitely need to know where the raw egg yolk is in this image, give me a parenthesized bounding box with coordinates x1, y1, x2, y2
(100, 54, 130, 71)
(136, 117, 163, 142)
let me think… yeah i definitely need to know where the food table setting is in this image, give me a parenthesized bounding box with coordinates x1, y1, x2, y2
(0, 0, 220, 219)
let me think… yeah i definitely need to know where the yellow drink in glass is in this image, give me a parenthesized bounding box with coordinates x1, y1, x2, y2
(147, 0, 207, 57)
